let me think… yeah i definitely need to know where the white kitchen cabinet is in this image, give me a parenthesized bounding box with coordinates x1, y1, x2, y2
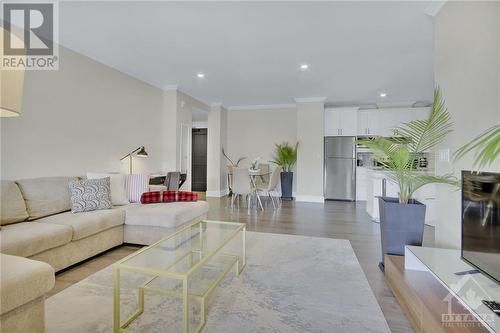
(358, 107, 431, 137)
(365, 169, 437, 225)
(413, 183, 437, 226)
(411, 108, 430, 122)
(356, 167, 368, 201)
(378, 110, 400, 136)
(325, 107, 358, 136)
(325, 108, 340, 136)
(357, 110, 380, 136)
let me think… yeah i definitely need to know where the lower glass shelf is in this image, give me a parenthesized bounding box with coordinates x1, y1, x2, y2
(141, 252, 239, 298)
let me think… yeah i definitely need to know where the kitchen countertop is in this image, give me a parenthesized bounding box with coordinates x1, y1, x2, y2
(363, 167, 435, 177)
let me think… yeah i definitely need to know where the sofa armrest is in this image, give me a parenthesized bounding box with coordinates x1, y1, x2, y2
(0, 254, 55, 315)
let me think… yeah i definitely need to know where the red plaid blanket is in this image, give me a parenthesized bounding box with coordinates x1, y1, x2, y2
(140, 191, 162, 204)
(140, 191, 198, 204)
(177, 191, 198, 202)
(162, 191, 176, 202)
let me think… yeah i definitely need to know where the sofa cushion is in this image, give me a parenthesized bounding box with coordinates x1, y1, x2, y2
(38, 208, 125, 241)
(0, 180, 29, 225)
(16, 177, 78, 220)
(123, 201, 209, 229)
(87, 172, 129, 206)
(0, 222, 72, 257)
(0, 254, 55, 315)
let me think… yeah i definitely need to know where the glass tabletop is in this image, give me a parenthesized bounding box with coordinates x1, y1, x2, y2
(118, 220, 244, 276)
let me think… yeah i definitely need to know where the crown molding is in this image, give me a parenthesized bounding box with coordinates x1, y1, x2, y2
(163, 84, 178, 91)
(294, 97, 327, 103)
(227, 103, 296, 111)
(424, 1, 447, 17)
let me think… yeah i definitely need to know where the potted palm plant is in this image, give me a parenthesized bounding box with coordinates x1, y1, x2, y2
(360, 87, 458, 271)
(454, 125, 500, 169)
(271, 142, 299, 200)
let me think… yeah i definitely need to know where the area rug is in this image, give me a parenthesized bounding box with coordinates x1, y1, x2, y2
(45, 232, 390, 333)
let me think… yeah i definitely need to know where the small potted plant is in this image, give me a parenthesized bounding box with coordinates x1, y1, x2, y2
(250, 157, 261, 171)
(360, 87, 458, 271)
(271, 142, 299, 200)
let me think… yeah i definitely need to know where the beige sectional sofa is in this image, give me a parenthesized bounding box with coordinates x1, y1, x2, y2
(0, 176, 209, 332)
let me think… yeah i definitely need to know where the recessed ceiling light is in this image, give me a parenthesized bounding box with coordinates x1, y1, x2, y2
(196, 73, 205, 79)
(300, 64, 309, 70)
(379, 93, 387, 98)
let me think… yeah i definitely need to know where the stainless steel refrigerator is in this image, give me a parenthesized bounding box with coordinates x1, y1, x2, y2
(324, 136, 356, 201)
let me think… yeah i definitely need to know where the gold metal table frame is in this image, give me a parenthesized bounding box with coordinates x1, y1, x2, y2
(113, 220, 246, 333)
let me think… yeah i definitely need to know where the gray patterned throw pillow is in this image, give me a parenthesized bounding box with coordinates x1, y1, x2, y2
(68, 178, 112, 213)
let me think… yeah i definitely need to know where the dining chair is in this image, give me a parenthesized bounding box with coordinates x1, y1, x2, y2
(257, 166, 282, 209)
(232, 167, 263, 212)
(227, 165, 234, 195)
(255, 163, 270, 187)
(165, 172, 180, 191)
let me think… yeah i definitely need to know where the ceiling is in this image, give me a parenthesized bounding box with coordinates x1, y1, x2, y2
(59, 1, 435, 108)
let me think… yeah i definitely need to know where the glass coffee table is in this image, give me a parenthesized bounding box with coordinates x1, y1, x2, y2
(113, 220, 246, 333)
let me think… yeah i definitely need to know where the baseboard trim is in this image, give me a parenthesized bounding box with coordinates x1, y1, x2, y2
(206, 189, 229, 197)
(295, 195, 325, 203)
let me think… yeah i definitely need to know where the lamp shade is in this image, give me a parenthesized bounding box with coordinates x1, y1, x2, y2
(136, 146, 148, 157)
(0, 27, 25, 117)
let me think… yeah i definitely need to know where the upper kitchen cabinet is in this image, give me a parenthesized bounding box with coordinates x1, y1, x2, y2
(324, 107, 358, 136)
(385, 107, 431, 136)
(358, 107, 431, 137)
(357, 109, 380, 136)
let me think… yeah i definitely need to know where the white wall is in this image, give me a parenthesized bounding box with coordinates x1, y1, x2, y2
(295, 99, 325, 202)
(0, 46, 211, 182)
(226, 106, 298, 194)
(206, 103, 228, 196)
(433, 1, 500, 248)
(226, 106, 297, 168)
(162, 89, 209, 191)
(1, 46, 165, 179)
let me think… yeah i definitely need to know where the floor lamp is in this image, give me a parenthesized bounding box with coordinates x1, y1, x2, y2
(120, 146, 148, 174)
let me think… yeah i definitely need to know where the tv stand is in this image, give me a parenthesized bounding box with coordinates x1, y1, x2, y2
(384, 246, 500, 333)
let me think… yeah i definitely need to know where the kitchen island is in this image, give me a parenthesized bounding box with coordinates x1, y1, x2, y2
(364, 167, 438, 226)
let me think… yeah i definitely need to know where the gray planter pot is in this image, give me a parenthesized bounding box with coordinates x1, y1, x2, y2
(280, 172, 293, 200)
(378, 196, 426, 271)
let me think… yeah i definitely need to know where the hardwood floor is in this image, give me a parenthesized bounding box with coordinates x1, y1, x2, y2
(51, 196, 434, 333)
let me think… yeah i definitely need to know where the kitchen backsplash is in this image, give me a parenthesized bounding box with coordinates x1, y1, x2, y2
(356, 151, 434, 171)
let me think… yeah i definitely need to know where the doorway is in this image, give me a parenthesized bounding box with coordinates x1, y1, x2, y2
(191, 128, 207, 192)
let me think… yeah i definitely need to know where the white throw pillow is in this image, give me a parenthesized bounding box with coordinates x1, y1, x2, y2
(86, 172, 129, 206)
(125, 174, 150, 203)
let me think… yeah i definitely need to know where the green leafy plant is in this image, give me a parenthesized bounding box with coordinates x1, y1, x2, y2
(222, 147, 245, 166)
(359, 87, 458, 204)
(270, 142, 299, 172)
(453, 125, 500, 170)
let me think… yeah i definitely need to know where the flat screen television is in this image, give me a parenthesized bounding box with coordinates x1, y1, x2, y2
(461, 171, 500, 283)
